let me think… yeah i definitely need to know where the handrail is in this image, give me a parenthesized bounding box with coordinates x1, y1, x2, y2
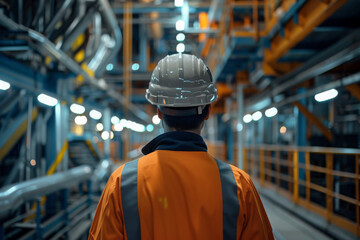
(0, 165, 92, 219)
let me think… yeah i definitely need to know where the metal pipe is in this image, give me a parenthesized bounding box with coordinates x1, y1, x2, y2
(0, 12, 151, 123)
(44, 0, 74, 36)
(0, 165, 92, 219)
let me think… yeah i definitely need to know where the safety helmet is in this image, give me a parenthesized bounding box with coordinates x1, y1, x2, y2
(145, 53, 217, 114)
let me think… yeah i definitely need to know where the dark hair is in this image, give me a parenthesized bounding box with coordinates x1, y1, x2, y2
(162, 105, 210, 131)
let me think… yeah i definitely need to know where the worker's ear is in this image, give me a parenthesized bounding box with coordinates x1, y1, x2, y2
(157, 108, 163, 119)
(205, 105, 211, 120)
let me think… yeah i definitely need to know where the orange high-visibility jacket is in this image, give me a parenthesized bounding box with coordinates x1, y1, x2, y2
(89, 131, 274, 240)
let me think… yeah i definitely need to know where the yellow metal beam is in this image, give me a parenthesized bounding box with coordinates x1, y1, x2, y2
(293, 101, 333, 142)
(0, 108, 38, 162)
(265, 0, 347, 64)
(346, 83, 360, 101)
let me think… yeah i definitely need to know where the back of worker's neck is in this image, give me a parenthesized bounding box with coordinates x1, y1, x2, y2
(162, 122, 202, 135)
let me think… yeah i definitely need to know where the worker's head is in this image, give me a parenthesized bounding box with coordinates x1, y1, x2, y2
(145, 53, 217, 132)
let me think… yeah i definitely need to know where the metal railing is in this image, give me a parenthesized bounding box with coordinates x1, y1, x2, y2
(244, 145, 360, 237)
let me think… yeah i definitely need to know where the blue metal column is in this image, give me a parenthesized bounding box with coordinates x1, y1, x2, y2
(296, 88, 306, 197)
(36, 199, 42, 240)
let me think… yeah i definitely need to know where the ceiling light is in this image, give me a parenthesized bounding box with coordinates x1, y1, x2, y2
(152, 115, 161, 125)
(0, 80, 10, 90)
(265, 107, 278, 117)
(176, 43, 185, 53)
(314, 89, 338, 102)
(96, 123, 104, 131)
(113, 123, 123, 132)
(176, 20, 185, 31)
(70, 103, 85, 114)
(280, 126, 287, 134)
(176, 33, 185, 42)
(252, 111, 262, 121)
(89, 110, 102, 120)
(174, 0, 183, 7)
(146, 124, 154, 132)
(106, 63, 114, 71)
(111, 116, 120, 124)
(101, 131, 109, 140)
(37, 93, 58, 107)
(132, 63, 140, 71)
(74, 116, 87, 125)
(243, 114, 252, 123)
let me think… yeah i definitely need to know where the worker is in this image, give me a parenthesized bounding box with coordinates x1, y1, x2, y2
(89, 53, 274, 240)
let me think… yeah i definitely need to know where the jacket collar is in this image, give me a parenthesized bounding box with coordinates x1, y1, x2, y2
(141, 131, 207, 155)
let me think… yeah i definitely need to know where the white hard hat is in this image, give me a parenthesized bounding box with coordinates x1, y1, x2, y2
(145, 53, 218, 108)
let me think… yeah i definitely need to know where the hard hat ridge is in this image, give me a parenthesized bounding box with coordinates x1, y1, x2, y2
(145, 53, 218, 108)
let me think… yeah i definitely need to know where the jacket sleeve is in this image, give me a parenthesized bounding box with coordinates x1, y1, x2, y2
(232, 168, 274, 240)
(88, 165, 125, 240)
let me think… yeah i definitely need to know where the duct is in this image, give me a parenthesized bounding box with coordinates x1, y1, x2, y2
(60, 6, 97, 52)
(0, 12, 150, 123)
(0, 165, 92, 219)
(44, 0, 75, 37)
(245, 30, 360, 112)
(94, 0, 122, 76)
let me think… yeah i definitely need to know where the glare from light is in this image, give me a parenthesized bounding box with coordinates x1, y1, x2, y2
(314, 89, 338, 102)
(0, 80, 10, 90)
(174, 0, 183, 7)
(106, 63, 114, 71)
(236, 123, 243, 132)
(176, 43, 185, 53)
(74, 116, 87, 125)
(280, 126, 287, 134)
(89, 109, 102, 120)
(110, 131, 114, 139)
(146, 124, 154, 132)
(37, 93, 58, 107)
(152, 115, 161, 125)
(113, 123, 124, 132)
(176, 20, 185, 31)
(30, 159, 36, 166)
(96, 123, 104, 131)
(265, 107, 278, 118)
(111, 116, 120, 124)
(101, 131, 109, 140)
(176, 33, 185, 42)
(243, 114, 252, 123)
(132, 123, 145, 132)
(252, 111, 262, 121)
(132, 63, 140, 71)
(70, 103, 85, 114)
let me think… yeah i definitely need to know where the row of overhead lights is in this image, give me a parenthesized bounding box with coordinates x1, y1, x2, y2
(243, 88, 339, 123)
(174, 0, 186, 53)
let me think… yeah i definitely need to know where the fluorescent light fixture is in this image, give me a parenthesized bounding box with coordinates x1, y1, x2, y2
(176, 43, 185, 53)
(106, 63, 114, 71)
(152, 115, 161, 125)
(314, 89, 338, 102)
(96, 123, 104, 131)
(89, 110, 102, 120)
(110, 131, 114, 140)
(37, 93, 58, 107)
(132, 63, 140, 71)
(252, 111, 262, 121)
(176, 33, 185, 42)
(74, 116, 87, 125)
(0, 80, 10, 90)
(101, 131, 109, 140)
(146, 124, 154, 132)
(176, 20, 185, 31)
(174, 0, 183, 7)
(113, 123, 124, 132)
(70, 103, 85, 114)
(265, 107, 278, 118)
(243, 114, 252, 123)
(111, 116, 120, 124)
(236, 123, 243, 132)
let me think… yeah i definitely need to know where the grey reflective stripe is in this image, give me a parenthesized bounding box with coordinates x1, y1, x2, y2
(121, 159, 141, 240)
(215, 159, 240, 240)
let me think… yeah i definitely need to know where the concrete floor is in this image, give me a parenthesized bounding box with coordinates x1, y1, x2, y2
(261, 196, 333, 240)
